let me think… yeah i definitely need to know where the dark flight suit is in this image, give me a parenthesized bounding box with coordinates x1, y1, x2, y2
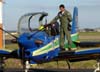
(50, 10, 72, 50)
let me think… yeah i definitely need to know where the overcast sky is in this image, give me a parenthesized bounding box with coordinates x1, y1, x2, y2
(3, 0, 100, 30)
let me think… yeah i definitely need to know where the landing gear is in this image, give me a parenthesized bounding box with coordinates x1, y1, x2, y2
(94, 59, 100, 72)
(66, 60, 71, 70)
(24, 60, 30, 72)
(56, 60, 71, 70)
(56, 60, 59, 68)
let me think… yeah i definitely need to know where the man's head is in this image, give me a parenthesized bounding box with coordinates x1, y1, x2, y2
(59, 4, 65, 12)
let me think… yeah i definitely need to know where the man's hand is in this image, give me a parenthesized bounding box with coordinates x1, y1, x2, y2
(44, 24, 51, 28)
(68, 23, 71, 31)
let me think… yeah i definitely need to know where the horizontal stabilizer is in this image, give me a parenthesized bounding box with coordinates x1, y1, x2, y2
(78, 41, 100, 47)
(0, 49, 11, 57)
(55, 48, 100, 62)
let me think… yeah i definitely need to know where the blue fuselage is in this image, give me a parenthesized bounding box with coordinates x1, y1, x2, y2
(18, 31, 60, 64)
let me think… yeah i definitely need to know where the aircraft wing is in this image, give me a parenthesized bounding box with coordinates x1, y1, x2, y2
(0, 49, 18, 58)
(0, 49, 11, 59)
(53, 48, 100, 62)
(78, 41, 100, 48)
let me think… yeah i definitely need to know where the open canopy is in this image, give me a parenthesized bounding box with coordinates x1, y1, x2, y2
(18, 12, 48, 34)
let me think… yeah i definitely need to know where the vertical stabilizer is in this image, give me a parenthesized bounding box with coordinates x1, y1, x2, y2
(71, 7, 78, 34)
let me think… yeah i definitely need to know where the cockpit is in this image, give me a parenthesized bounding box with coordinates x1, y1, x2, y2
(18, 12, 59, 36)
(17, 12, 60, 48)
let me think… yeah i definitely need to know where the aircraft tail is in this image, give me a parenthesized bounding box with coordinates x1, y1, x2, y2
(71, 7, 78, 34)
(71, 7, 79, 42)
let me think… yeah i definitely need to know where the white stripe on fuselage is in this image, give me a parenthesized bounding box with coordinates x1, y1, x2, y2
(32, 33, 78, 56)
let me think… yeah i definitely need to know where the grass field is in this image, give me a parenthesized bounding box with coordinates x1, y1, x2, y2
(79, 32, 100, 36)
(3, 32, 100, 69)
(79, 32, 100, 41)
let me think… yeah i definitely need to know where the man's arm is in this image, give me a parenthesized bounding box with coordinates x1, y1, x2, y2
(67, 11, 72, 22)
(66, 11, 72, 31)
(49, 15, 59, 24)
(44, 15, 59, 28)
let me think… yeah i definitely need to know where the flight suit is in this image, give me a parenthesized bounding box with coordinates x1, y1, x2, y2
(50, 10, 72, 49)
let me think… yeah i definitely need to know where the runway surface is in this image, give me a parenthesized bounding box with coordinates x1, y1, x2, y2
(0, 68, 96, 72)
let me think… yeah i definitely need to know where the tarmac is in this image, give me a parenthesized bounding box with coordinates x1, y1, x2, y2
(0, 68, 96, 72)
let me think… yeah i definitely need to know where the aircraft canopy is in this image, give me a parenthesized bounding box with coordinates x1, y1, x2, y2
(18, 12, 48, 34)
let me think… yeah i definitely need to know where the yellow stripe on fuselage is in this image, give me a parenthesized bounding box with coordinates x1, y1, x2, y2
(32, 33, 79, 56)
(32, 38, 59, 56)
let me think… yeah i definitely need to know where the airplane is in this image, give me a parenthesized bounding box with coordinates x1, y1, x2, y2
(0, 7, 100, 72)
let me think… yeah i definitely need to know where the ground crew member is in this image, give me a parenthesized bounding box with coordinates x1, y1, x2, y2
(49, 4, 72, 51)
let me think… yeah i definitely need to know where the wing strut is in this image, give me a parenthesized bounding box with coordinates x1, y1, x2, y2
(66, 60, 71, 70)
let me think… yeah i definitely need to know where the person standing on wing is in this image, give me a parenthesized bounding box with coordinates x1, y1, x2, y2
(49, 4, 72, 51)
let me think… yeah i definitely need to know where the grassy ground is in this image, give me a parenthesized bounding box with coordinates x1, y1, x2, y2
(3, 32, 100, 69)
(79, 32, 100, 41)
(5, 44, 18, 50)
(79, 32, 100, 36)
(4, 59, 96, 69)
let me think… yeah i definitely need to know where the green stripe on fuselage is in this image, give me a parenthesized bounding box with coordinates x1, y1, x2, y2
(64, 33, 79, 48)
(32, 33, 78, 56)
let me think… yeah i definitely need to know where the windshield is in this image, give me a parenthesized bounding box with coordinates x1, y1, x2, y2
(18, 12, 48, 34)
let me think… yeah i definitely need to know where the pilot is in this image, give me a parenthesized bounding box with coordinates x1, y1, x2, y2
(49, 4, 72, 51)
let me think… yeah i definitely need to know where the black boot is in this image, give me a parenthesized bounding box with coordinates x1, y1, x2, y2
(60, 46, 65, 51)
(68, 47, 72, 51)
